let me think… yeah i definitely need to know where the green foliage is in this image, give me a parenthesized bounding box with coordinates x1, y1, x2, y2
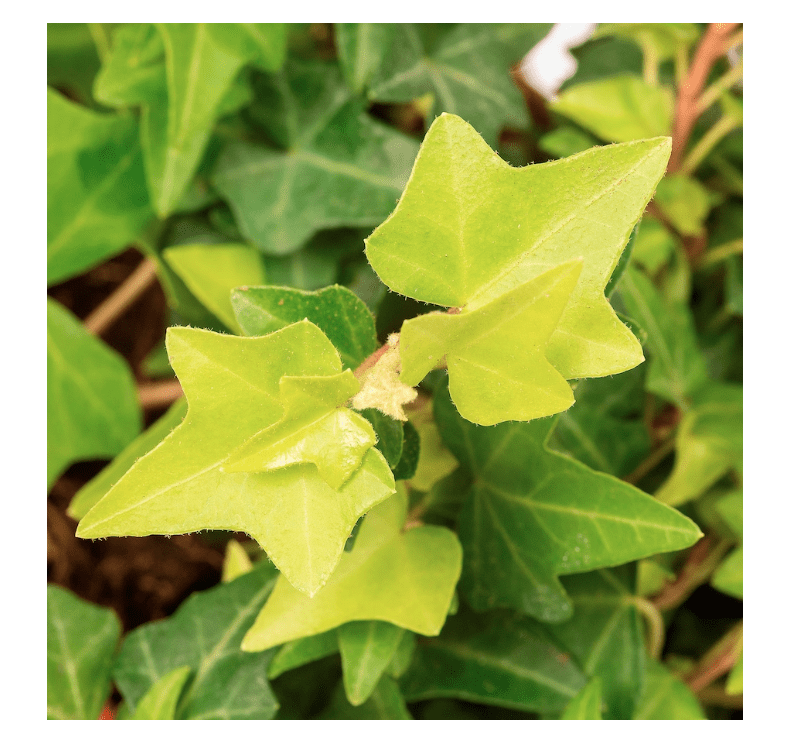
(48, 23, 742, 721)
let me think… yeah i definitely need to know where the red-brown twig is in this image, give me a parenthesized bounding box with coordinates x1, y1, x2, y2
(667, 23, 740, 173)
(683, 621, 743, 693)
(138, 379, 183, 410)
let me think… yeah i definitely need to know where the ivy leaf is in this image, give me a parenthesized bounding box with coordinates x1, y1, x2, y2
(433, 381, 702, 623)
(113, 562, 279, 720)
(222, 539, 254, 583)
(392, 421, 420, 480)
(334, 23, 397, 94)
(130, 666, 191, 720)
(47, 88, 152, 284)
(560, 677, 603, 720)
(47, 298, 142, 490)
(267, 631, 340, 679)
(241, 488, 462, 652)
(222, 370, 376, 490)
(163, 243, 266, 333)
(142, 23, 287, 217)
(633, 660, 706, 720)
(712, 547, 743, 599)
(67, 399, 188, 521)
(47, 585, 121, 720)
(400, 260, 582, 424)
(320, 676, 412, 719)
(398, 608, 587, 714)
(231, 284, 377, 370)
(356, 23, 551, 143)
(539, 125, 601, 159)
(617, 266, 708, 410)
(630, 215, 677, 274)
(546, 566, 646, 719)
(656, 382, 742, 506)
(338, 621, 406, 705)
(726, 651, 743, 696)
(655, 175, 720, 237)
(77, 321, 394, 596)
(550, 75, 674, 143)
(212, 58, 418, 254)
(595, 23, 700, 62)
(365, 114, 671, 387)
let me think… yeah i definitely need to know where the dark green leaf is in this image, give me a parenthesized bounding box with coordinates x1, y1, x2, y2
(48, 23, 103, 106)
(267, 631, 340, 679)
(360, 409, 404, 469)
(113, 562, 280, 719)
(393, 421, 420, 480)
(47, 585, 121, 720)
(320, 676, 412, 719)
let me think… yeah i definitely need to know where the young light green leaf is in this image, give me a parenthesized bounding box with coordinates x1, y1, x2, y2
(113, 562, 279, 719)
(231, 284, 377, 370)
(726, 651, 743, 695)
(144, 23, 288, 217)
(617, 266, 708, 409)
(47, 298, 142, 490)
(400, 261, 582, 424)
(433, 381, 702, 623)
(655, 175, 720, 237)
(360, 23, 551, 142)
(242, 487, 462, 651)
(561, 677, 603, 719)
(163, 243, 266, 333)
(67, 399, 188, 521)
(47, 585, 121, 720)
(212, 58, 418, 254)
(398, 608, 587, 713)
(130, 666, 191, 720)
(550, 75, 674, 143)
(267, 631, 340, 679)
(712, 546, 743, 599)
(77, 321, 394, 596)
(320, 676, 412, 719)
(630, 215, 677, 273)
(656, 382, 742, 506)
(47, 88, 152, 284)
(409, 420, 458, 493)
(222, 539, 254, 583)
(595, 23, 699, 62)
(715, 489, 743, 538)
(633, 660, 706, 720)
(222, 371, 376, 490)
(338, 621, 406, 705)
(365, 114, 671, 382)
(546, 566, 645, 719)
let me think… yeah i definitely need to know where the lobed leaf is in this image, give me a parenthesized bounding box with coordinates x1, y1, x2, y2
(633, 660, 706, 720)
(77, 321, 394, 596)
(433, 381, 702, 623)
(130, 666, 191, 720)
(560, 677, 603, 720)
(241, 487, 462, 651)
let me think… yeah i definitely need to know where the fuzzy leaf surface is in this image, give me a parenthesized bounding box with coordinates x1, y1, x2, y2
(212, 58, 418, 254)
(163, 243, 266, 332)
(242, 488, 462, 651)
(433, 382, 702, 623)
(617, 267, 708, 409)
(550, 75, 674, 143)
(77, 321, 394, 596)
(232, 284, 377, 370)
(656, 382, 742, 506)
(47, 298, 142, 489)
(358, 23, 551, 142)
(561, 677, 603, 719)
(398, 608, 586, 713)
(546, 566, 646, 719)
(113, 563, 279, 719)
(338, 621, 406, 705)
(633, 660, 706, 720)
(47, 586, 122, 720)
(47, 88, 152, 284)
(67, 399, 188, 521)
(130, 666, 191, 720)
(366, 114, 671, 382)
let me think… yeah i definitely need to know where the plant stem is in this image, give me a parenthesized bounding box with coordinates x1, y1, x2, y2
(138, 379, 183, 410)
(84, 257, 159, 337)
(698, 239, 743, 269)
(88, 23, 112, 65)
(697, 59, 743, 114)
(667, 23, 740, 173)
(624, 436, 676, 486)
(696, 683, 743, 709)
(631, 596, 665, 659)
(683, 621, 743, 693)
(643, 46, 659, 87)
(680, 113, 740, 176)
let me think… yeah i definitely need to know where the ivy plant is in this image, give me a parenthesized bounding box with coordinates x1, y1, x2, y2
(48, 22, 743, 720)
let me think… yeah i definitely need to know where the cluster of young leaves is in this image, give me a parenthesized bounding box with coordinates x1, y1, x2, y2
(48, 23, 742, 720)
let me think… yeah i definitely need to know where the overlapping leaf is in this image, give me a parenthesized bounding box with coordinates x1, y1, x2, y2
(241, 488, 462, 651)
(77, 321, 394, 596)
(47, 298, 142, 489)
(341, 23, 551, 142)
(365, 114, 671, 416)
(433, 381, 702, 623)
(561, 678, 603, 719)
(129, 667, 191, 720)
(47, 88, 152, 284)
(546, 566, 646, 719)
(212, 57, 419, 254)
(47, 586, 121, 720)
(633, 660, 706, 720)
(113, 563, 279, 720)
(398, 608, 587, 713)
(320, 676, 412, 719)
